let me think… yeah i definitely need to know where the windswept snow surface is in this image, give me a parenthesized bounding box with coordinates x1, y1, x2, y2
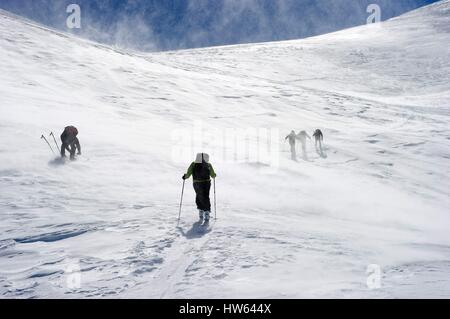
(1, 1, 450, 298)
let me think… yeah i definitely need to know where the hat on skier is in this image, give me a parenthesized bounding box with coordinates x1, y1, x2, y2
(195, 153, 210, 163)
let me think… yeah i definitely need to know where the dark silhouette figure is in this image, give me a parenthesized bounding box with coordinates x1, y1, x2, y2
(285, 130, 298, 161)
(313, 129, 324, 155)
(60, 126, 81, 160)
(183, 153, 217, 222)
(297, 130, 311, 159)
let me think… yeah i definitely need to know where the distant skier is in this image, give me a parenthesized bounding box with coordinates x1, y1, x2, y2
(297, 130, 311, 159)
(313, 129, 324, 153)
(285, 130, 297, 160)
(60, 126, 81, 160)
(183, 153, 217, 223)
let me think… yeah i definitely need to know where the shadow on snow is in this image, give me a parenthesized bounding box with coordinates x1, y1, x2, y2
(177, 221, 212, 239)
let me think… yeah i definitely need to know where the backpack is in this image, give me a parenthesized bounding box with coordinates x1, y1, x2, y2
(65, 126, 78, 136)
(193, 162, 211, 180)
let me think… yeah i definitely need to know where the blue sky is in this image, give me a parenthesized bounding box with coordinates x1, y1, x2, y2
(0, 0, 440, 51)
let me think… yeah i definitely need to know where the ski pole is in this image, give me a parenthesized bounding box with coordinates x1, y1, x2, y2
(214, 178, 217, 220)
(178, 179, 185, 223)
(41, 135, 56, 155)
(49, 132, 60, 151)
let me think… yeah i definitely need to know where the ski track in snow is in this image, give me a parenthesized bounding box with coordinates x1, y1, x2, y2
(1, 1, 450, 298)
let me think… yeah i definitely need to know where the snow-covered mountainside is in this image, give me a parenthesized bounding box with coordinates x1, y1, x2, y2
(1, 1, 449, 298)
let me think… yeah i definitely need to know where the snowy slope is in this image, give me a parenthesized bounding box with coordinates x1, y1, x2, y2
(0, 1, 449, 298)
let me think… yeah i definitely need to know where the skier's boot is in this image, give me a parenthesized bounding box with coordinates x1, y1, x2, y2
(204, 211, 211, 224)
(70, 149, 76, 161)
(199, 210, 204, 221)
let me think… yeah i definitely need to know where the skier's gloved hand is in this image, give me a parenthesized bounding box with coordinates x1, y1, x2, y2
(182, 175, 187, 180)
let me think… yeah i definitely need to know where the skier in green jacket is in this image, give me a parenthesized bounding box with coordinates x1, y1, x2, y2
(183, 153, 217, 222)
